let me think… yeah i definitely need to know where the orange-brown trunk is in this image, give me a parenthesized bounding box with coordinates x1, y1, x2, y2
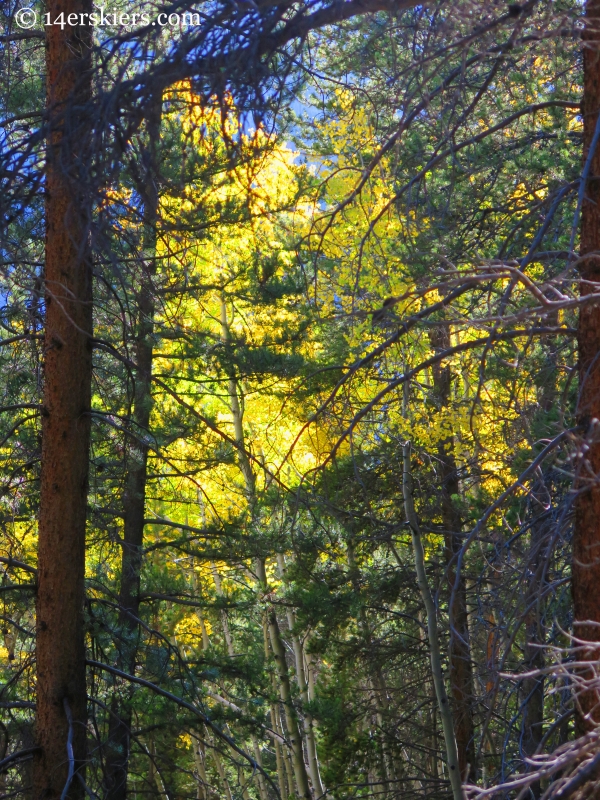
(34, 3, 93, 799)
(574, 0, 600, 737)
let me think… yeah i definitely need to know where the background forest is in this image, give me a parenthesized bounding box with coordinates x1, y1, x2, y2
(1, 1, 598, 799)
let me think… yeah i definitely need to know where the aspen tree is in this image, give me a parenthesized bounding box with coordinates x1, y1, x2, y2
(277, 553, 324, 798)
(220, 292, 312, 798)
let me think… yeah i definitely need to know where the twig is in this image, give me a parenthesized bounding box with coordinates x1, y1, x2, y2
(0, 747, 39, 773)
(60, 698, 75, 800)
(86, 659, 281, 799)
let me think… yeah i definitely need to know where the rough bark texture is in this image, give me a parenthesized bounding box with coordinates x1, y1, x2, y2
(103, 99, 161, 800)
(34, 3, 93, 799)
(430, 324, 475, 781)
(575, 0, 600, 736)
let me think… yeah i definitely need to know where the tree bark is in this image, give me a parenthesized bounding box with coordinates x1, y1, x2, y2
(34, 3, 93, 799)
(402, 442, 464, 800)
(264, 620, 289, 800)
(270, 681, 289, 800)
(277, 554, 324, 798)
(575, 0, 600, 736)
(219, 294, 255, 498)
(250, 735, 269, 800)
(192, 731, 209, 800)
(264, 583, 312, 800)
(103, 98, 162, 800)
(430, 324, 476, 781)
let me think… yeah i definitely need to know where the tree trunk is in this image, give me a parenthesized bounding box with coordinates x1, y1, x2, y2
(264, 620, 289, 800)
(402, 442, 464, 800)
(210, 564, 273, 800)
(219, 295, 255, 499)
(192, 731, 209, 800)
(210, 564, 235, 656)
(264, 592, 312, 800)
(277, 554, 324, 798)
(34, 3, 93, 798)
(520, 339, 556, 792)
(575, 0, 600, 736)
(417, 610, 440, 785)
(347, 542, 396, 797)
(220, 295, 311, 797)
(103, 98, 162, 800)
(250, 734, 270, 800)
(210, 739, 233, 800)
(430, 324, 476, 781)
(270, 690, 289, 800)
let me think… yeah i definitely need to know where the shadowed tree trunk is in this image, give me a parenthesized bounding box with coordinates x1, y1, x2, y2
(103, 98, 162, 800)
(402, 441, 463, 800)
(574, 0, 600, 737)
(520, 334, 557, 795)
(521, 513, 546, 799)
(430, 323, 476, 782)
(34, 2, 93, 799)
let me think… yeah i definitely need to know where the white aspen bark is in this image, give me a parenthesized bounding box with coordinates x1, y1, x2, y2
(292, 628, 324, 796)
(258, 557, 311, 797)
(277, 554, 325, 797)
(234, 752, 252, 800)
(305, 650, 317, 702)
(220, 294, 311, 797)
(198, 612, 211, 651)
(277, 705, 297, 800)
(402, 442, 464, 800)
(376, 704, 394, 798)
(210, 563, 235, 657)
(265, 601, 312, 799)
(418, 609, 439, 782)
(192, 731, 209, 800)
(148, 738, 170, 800)
(192, 570, 211, 652)
(270, 698, 289, 800)
(251, 734, 270, 800)
(210, 563, 274, 798)
(211, 742, 233, 800)
(219, 294, 255, 496)
(371, 668, 396, 797)
(265, 617, 289, 800)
